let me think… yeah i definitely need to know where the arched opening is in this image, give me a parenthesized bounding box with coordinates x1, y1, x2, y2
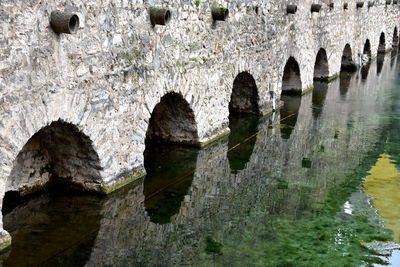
(378, 32, 386, 54)
(393, 27, 399, 48)
(229, 72, 259, 115)
(6, 121, 102, 197)
(341, 44, 357, 72)
(144, 145, 197, 224)
(146, 92, 199, 145)
(228, 114, 259, 173)
(282, 57, 302, 94)
(314, 48, 330, 81)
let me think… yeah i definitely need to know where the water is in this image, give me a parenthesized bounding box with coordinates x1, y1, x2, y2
(2, 53, 400, 266)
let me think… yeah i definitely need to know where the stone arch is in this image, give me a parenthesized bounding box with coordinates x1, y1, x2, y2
(229, 72, 259, 114)
(313, 48, 330, 81)
(282, 57, 302, 94)
(146, 92, 199, 145)
(393, 27, 399, 48)
(341, 44, 357, 72)
(6, 120, 103, 195)
(378, 32, 386, 53)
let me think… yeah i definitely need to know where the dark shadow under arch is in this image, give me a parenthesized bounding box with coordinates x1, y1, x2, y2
(378, 32, 386, 54)
(314, 48, 330, 81)
(146, 92, 199, 145)
(229, 72, 259, 114)
(282, 57, 302, 94)
(7, 120, 102, 196)
(341, 44, 357, 72)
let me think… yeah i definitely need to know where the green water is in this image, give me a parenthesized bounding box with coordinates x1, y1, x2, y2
(3, 53, 400, 266)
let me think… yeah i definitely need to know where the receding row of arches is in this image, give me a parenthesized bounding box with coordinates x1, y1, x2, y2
(4, 29, 399, 217)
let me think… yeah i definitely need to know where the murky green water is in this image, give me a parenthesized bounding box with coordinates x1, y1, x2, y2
(3, 53, 400, 266)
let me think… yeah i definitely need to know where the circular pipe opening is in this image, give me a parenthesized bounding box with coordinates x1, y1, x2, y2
(69, 15, 79, 34)
(287, 5, 298, 14)
(212, 7, 229, 21)
(311, 4, 322, 12)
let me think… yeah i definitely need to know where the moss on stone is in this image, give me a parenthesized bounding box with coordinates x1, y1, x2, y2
(101, 169, 146, 194)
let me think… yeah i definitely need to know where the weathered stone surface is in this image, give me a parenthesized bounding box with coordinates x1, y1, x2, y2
(0, 0, 399, 249)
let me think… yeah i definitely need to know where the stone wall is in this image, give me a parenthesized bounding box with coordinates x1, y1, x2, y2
(0, 0, 399, 248)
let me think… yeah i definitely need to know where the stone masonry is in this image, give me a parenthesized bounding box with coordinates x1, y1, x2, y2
(0, 0, 399, 249)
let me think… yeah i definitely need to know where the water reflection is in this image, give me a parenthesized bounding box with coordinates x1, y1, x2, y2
(2, 54, 400, 266)
(391, 49, 397, 68)
(280, 94, 301, 140)
(143, 145, 198, 224)
(361, 63, 371, 81)
(377, 53, 385, 75)
(2, 192, 103, 267)
(364, 154, 400, 242)
(312, 81, 329, 119)
(339, 72, 352, 99)
(227, 114, 259, 173)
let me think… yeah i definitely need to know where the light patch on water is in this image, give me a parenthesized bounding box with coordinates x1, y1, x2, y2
(364, 154, 400, 242)
(343, 201, 353, 215)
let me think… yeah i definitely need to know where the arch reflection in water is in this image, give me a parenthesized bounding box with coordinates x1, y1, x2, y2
(377, 52, 385, 75)
(312, 81, 329, 120)
(2, 192, 103, 267)
(391, 49, 398, 68)
(280, 94, 301, 140)
(143, 144, 198, 224)
(361, 62, 371, 81)
(339, 72, 352, 99)
(227, 114, 259, 173)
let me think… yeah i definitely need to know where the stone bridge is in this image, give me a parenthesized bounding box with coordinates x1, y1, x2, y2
(0, 0, 399, 249)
